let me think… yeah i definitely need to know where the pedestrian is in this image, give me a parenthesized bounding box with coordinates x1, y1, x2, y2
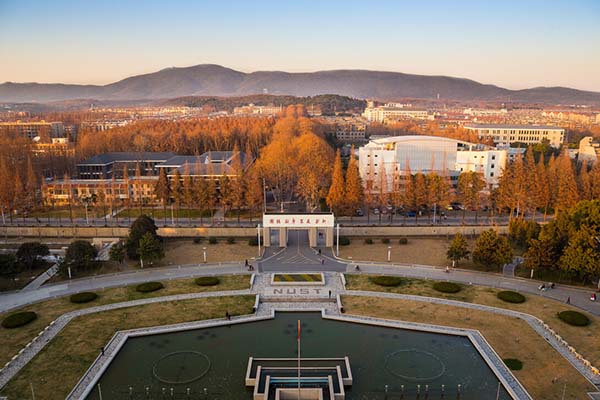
(355, 265, 360, 271)
(245, 259, 248, 267)
(321, 258, 325, 265)
(225, 311, 230, 320)
(100, 347, 105, 356)
(445, 266, 450, 273)
(318, 249, 321, 255)
(328, 290, 331, 299)
(566, 296, 570, 304)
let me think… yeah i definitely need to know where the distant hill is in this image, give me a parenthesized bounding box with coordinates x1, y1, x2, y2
(1, 64, 600, 104)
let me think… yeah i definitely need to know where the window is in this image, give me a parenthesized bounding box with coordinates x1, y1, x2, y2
(492, 155, 496, 160)
(491, 164, 495, 169)
(490, 172, 494, 177)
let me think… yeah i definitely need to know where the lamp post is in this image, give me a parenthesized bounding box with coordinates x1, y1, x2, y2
(387, 246, 392, 262)
(336, 223, 340, 257)
(203, 247, 207, 263)
(257, 224, 261, 257)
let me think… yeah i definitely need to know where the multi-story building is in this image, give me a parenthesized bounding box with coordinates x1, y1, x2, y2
(578, 137, 600, 164)
(362, 101, 430, 123)
(43, 151, 250, 206)
(334, 123, 367, 142)
(75, 152, 176, 179)
(233, 104, 283, 116)
(358, 136, 507, 191)
(464, 124, 565, 148)
(0, 121, 65, 142)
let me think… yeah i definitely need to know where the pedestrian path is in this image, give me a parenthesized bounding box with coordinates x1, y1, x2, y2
(20, 263, 59, 292)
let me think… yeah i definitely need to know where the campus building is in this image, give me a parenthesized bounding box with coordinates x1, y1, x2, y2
(0, 121, 65, 142)
(362, 101, 430, 122)
(233, 104, 283, 116)
(42, 151, 250, 206)
(357, 135, 508, 190)
(464, 123, 565, 148)
(578, 136, 600, 164)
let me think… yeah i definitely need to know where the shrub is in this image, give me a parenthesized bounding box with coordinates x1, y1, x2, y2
(226, 237, 235, 244)
(503, 358, 523, 371)
(208, 237, 217, 245)
(135, 281, 164, 293)
(364, 238, 373, 245)
(195, 276, 220, 286)
(369, 276, 403, 287)
(381, 238, 390, 244)
(1, 311, 37, 329)
(432, 281, 462, 293)
(337, 236, 350, 246)
(497, 291, 526, 303)
(248, 237, 259, 246)
(193, 237, 203, 244)
(70, 292, 98, 304)
(398, 238, 408, 245)
(557, 310, 591, 327)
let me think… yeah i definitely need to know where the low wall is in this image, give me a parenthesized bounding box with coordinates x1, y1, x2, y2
(0, 226, 258, 239)
(340, 225, 508, 237)
(0, 225, 506, 239)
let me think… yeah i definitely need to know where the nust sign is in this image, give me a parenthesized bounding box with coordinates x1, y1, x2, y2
(262, 214, 334, 228)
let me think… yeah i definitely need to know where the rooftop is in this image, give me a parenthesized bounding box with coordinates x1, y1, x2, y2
(77, 152, 176, 166)
(465, 123, 564, 130)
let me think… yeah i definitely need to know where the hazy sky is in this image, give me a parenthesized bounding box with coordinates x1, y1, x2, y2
(1, 0, 599, 91)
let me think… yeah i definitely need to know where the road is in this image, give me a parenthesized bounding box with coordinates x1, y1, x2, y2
(1, 210, 549, 228)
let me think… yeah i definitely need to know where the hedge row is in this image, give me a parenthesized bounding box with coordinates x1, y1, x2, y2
(1, 311, 38, 329)
(70, 292, 98, 304)
(369, 276, 403, 287)
(135, 281, 164, 293)
(503, 358, 523, 371)
(432, 281, 462, 293)
(195, 277, 220, 286)
(557, 310, 591, 327)
(497, 291, 526, 304)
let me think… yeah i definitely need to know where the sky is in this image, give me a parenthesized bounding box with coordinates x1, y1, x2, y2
(1, 0, 599, 91)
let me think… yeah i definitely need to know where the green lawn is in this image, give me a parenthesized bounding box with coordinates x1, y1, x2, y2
(116, 207, 213, 219)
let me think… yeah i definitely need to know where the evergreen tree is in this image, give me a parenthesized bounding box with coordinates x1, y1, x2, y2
(171, 169, 183, 224)
(326, 149, 346, 215)
(109, 242, 126, 264)
(472, 229, 513, 270)
(182, 163, 194, 223)
(554, 151, 579, 213)
(125, 215, 159, 259)
(137, 232, 164, 268)
(154, 167, 170, 224)
(344, 147, 363, 220)
(447, 233, 470, 267)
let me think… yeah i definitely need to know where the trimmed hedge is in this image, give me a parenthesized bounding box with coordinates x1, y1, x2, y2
(135, 281, 164, 293)
(226, 237, 235, 244)
(369, 276, 403, 287)
(557, 310, 591, 327)
(381, 238, 390, 244)
(195, 276, 220, 286)
(2, 311, 38, 329)
(70, 292, 98, 304)
(208, 237, 217, 244)
(193, 237, 203, 244)
(432, 281, 462, 293)
(398, 238, 408, 245)
(503, 358, 523, 371)
(497, 291, 526, 304)
(248, 237, 259, 246)
(364, 238, 374, 245)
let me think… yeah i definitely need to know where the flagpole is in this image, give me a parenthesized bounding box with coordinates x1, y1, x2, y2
(297, 319, 301, 399)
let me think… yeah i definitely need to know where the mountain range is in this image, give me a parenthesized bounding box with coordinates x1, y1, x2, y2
(1, 64, 600, 104)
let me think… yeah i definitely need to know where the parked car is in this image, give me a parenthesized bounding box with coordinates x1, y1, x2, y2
(405, 210, 417, 217)
(355, 208, 364, 216)
(372, 208, 380, 215)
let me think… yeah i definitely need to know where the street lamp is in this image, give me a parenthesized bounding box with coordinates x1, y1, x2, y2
(203, 247, 207, 263)
(387, 246, 392, 262)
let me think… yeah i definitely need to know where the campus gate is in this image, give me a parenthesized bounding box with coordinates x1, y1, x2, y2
(262, 212, 334, 248)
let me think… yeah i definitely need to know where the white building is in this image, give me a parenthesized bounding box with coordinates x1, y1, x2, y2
(464, 124, 565, 148)
(362, 102, 430, 122)
(233, 104, 283, 116)
(358, 136, 507, 190)
(578, 136, 600, 164)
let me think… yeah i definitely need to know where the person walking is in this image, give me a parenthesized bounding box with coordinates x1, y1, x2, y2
(566, 296, 570, 304)
(328, 290, 331, 299)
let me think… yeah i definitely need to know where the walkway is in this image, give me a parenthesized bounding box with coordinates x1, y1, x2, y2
(0, 263, 245, 313)
(20, 263, 59, 292)
(346, 262, 600, 316)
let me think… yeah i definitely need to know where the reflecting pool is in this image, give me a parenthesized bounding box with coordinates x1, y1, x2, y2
(86, 312, 511, 399)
